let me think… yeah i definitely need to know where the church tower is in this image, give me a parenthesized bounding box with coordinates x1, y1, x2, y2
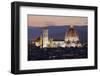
(65, 25, 82, 47)
(42, 27, 49, 48)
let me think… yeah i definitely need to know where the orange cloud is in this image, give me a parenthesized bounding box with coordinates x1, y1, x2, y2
(28, 15, 88, 27)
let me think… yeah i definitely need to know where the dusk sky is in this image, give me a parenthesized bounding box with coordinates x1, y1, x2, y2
(28, 15, 88, 27)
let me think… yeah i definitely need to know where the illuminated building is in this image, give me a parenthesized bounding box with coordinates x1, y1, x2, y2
(32, 35, 43, 47)
(42, 27, 49, 48)
(32, 25, 82, 48)
(52, 40, 65, 48)
(65, 25, 82, 47)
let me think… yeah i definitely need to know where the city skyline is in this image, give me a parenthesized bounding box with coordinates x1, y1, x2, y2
(28, 15, 88, 60)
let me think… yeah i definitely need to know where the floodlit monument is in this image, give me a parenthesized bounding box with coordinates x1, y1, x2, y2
(65, 25, 82, 47)
(32, 25, 82, 48)
(42, 27, 49, 48)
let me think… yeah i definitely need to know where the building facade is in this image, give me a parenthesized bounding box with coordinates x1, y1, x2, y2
(32, 25, 82, 48)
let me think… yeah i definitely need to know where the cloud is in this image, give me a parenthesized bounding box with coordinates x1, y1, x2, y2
(28, 15, 88, 27)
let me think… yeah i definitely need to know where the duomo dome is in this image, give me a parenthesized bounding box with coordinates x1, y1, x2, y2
(65, 25, 82, 47)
